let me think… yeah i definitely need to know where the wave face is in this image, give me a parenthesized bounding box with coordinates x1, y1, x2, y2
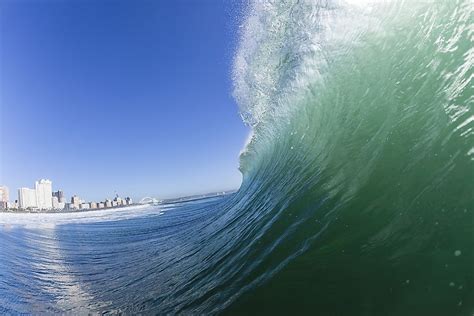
(0, 0, 473, 315)
(226, 0, 474, 314)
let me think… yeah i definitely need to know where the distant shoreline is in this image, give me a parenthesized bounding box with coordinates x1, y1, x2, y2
(0, 203, 149, 215)
(0, 190, 238, 215)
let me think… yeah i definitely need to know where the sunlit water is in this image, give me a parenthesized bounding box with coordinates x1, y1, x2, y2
(0, 197, 228, 314)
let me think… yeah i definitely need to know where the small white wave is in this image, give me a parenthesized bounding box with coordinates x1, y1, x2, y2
(0, 204, 159, 229)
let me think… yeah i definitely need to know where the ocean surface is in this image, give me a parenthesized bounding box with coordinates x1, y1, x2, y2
(1, 0, 473, 314)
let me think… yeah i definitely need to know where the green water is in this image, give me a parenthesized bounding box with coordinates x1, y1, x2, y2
(226, 0, 473, 314)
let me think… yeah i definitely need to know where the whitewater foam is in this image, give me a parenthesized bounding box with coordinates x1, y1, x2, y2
(0, 204, 155, 228)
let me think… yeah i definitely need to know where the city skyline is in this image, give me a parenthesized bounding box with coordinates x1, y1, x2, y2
(0, 177, 231, 203)
(1, 179, 134, 211)
(0, 1, 247, 200)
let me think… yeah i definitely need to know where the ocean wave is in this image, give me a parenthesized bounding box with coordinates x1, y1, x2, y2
(1, 0, 472, 314)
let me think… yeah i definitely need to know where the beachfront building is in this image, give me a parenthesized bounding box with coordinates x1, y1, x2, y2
(65, 203, 75, 210)
(0, 185, 9, 203)
(52, 196, 59, 209)
(10, 201, 18, 209)
(0, 201, 10, 209)
(0, 185, 9, 209)
(80, 203, 90, 210)
(35, 179, 53, 209)
(18, 187, 37, 209)
(51, 196, 65, 210)
(53, 190, 65, 203)
(98, 202, 105, 208)
(105, 199, 112, 208)
(71, 195, 81, 208)
(90, 202, 97, 209)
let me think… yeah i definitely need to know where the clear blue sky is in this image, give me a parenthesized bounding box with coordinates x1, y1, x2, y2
(0, 0, 248, 201)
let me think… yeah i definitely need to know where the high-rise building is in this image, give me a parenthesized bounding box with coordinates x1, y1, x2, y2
(52, 190, 65, 203)
(0, 185, 9, 203)
(18, 188, 37, 209)
(71, 195, 81, 208)
(35, 179, 53, 209)
(52, 196, 60, 209)
(52, 196, 65, 210)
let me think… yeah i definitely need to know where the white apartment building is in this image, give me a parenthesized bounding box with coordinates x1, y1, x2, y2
(0, 185, 9, 202)
(52, 197, 65, 210)
(71, 195, 81, 208)
(18, 187, 37, 209)
(80, 203, 90, 210)
(52, 196, 61, 209)
(35, 179, 53, 209)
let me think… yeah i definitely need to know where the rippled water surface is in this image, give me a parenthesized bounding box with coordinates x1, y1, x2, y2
(0, 197, 229, 314)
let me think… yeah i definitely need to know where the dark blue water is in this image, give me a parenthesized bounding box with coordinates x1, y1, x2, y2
(0, 196, 229, 314)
